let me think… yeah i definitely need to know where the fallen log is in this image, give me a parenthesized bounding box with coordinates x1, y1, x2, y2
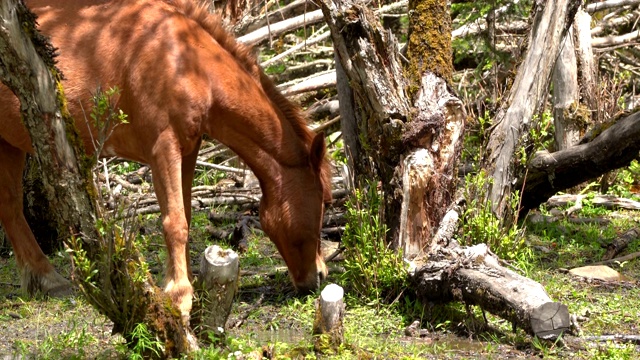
(602, 228, 640, 261)
(586, 0, 640, 14)
(237, 0, 320, 35)
(546, 194, 640, 211)
(583, 334, 640, 345)
(237, 9, 325, 46)
(280, 70, 336, 96)
(519, 111, 640, 214)
(412, 243, 571, 339)
(590, 251, 640, 266)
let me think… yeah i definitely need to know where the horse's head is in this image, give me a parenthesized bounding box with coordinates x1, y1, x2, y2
(259, 133, 331, 293)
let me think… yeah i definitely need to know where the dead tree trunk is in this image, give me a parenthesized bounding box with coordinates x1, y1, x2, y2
(320, 0, 464, 257)
(553, 26, 581, 150)
(574, 7, 597, 119)
(552, 4, 595, 151)
(0, 1, 195, 356)
(320, 0, 570, 338)
(485, 0, 582, 217)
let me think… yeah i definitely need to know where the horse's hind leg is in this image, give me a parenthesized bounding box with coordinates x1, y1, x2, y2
(0, 138, 71, 296)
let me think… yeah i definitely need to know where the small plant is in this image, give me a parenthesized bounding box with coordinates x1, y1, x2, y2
(605, 160, 640, 199)
(35, 318, 98, 359)
(128, 323, 165, 359)
(329, 132, 347, 165)
(87, 86, 128, 157)
(529, 110, 554, 153)
(340, 181, 407, 302)
(458, 170, 525, 260)
(587, 342, 636, 360)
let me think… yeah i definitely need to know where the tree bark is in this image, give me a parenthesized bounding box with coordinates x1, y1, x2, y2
(574, 8, 597, 119)
(0, 1, 195, 356)
(485, 0, 581, 217)
(0, 0, 99, 256)
(553, 26, 581, 150)
(320, 0, 464, 256)
(552, 5, 596, 152)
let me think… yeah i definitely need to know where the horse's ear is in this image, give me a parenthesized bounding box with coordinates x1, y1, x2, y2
(310, 132, 326, 172)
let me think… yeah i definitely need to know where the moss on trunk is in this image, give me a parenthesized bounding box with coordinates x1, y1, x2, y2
(406, 0, 453, 97)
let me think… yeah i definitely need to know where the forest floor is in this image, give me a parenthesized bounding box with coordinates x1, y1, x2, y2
(1, 196, 639, 359)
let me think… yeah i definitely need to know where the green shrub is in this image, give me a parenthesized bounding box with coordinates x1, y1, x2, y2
(340, 182, 407, 302)
(458, 170, 525, 260)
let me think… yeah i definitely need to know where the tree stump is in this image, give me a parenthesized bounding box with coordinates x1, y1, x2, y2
(313, 283, 345, 353)
(194, 245, 239, 338)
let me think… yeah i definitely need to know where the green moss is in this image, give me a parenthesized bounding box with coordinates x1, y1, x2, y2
(570, 102, 592, 128)
(405, 0, 454, 98)
(54, 78, 99, 202)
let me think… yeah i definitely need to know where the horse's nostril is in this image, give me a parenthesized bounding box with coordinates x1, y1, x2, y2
(318, 269, 326, 283)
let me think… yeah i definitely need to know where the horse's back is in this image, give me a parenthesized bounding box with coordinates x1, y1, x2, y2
(1, 0, 224, 160)
(0, 1, 101, 152)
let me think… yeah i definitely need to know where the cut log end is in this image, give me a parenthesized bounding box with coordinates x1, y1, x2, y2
(530, 302, 571, 340)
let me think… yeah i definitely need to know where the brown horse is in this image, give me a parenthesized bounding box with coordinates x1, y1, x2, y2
(0, 0, 331, 319)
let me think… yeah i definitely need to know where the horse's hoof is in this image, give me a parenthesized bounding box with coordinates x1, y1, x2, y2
(23, 269, 74, 298)
(164, 280, 194, 322)
(45, 284, 75, 298)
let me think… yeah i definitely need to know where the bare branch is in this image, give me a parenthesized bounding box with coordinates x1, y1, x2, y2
(586, 0, 640, 13)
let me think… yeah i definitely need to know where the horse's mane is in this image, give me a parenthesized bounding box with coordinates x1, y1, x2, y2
(163, 0, 332, 199)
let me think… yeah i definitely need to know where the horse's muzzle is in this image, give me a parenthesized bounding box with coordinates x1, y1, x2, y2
(294, 263, 328, 294)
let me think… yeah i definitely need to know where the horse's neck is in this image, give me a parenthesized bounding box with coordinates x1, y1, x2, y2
(211, 113, 306, 198)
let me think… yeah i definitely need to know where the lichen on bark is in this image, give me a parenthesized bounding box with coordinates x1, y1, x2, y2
(406, 0, 453, 98)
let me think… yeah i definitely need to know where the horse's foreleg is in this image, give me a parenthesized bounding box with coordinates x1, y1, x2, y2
(0, 139, 71, 296)
(180, 138, 202, 281)
(150, 133, 193, 322)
